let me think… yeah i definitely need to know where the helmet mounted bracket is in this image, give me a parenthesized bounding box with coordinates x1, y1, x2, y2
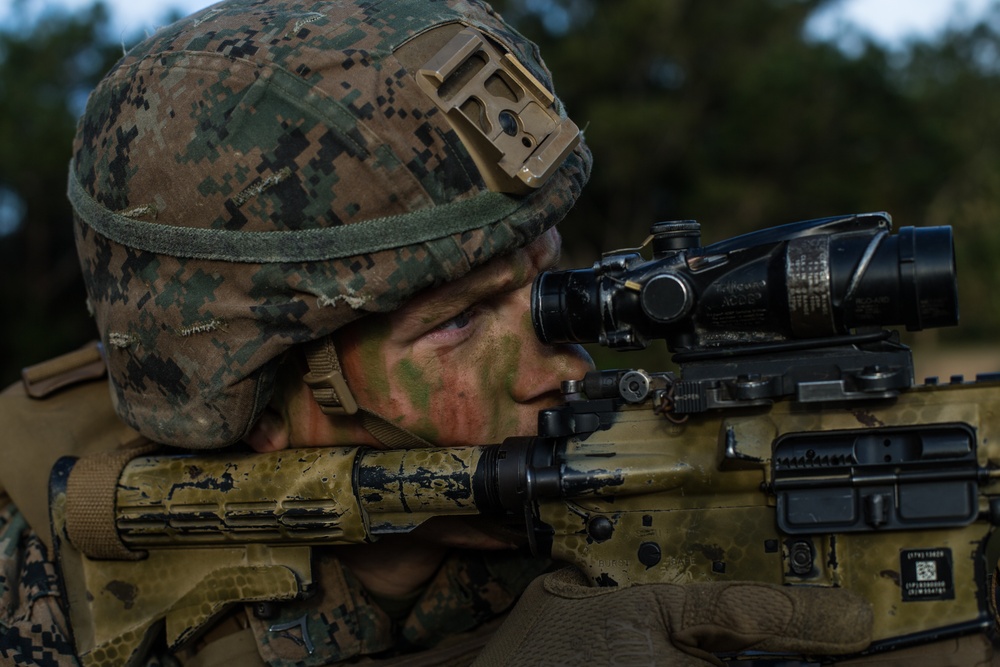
(408, 27, 580, 194)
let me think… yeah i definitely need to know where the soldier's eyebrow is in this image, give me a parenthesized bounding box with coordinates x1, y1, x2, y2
(394, 259, 522, 334)
(392, 230, 562, 336)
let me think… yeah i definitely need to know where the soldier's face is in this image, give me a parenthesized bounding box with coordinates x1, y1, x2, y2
(250, 228, 594, 450)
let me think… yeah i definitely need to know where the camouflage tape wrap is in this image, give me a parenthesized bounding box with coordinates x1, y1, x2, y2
(69, 0, 591, 449)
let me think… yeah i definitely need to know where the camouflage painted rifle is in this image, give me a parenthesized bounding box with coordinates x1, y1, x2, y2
(51, 213, 1000, 665)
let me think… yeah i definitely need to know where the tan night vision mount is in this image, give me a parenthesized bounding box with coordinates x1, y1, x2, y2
(415, 27, 580, 194)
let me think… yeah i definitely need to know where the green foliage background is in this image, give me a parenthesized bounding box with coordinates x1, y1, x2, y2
(2, 0, 1000, 383)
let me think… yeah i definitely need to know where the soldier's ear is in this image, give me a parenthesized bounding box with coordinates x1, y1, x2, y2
(244, 407, 290, 453)
(243, 351, 302, 452)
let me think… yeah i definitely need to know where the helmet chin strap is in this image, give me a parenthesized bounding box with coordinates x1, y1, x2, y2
(302, 336, 433, 449)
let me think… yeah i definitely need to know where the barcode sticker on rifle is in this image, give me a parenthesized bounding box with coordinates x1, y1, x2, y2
(900, 548, 954, 601)
(915, 560, 937, 581)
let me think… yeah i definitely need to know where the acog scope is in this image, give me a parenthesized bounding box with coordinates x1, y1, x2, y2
(532, 213, 957, 353)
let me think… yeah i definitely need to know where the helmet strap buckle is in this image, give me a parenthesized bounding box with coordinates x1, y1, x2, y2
(300, 337, 432, 449)
(302, 338, 359, 416)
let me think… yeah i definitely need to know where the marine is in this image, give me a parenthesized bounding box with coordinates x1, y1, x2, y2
(0, 0, 985, 665)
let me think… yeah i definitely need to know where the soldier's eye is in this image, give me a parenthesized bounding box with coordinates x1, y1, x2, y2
(434, 309, 474, 332)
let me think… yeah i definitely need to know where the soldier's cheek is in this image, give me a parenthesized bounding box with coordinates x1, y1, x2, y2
(423, 366, 494, 445)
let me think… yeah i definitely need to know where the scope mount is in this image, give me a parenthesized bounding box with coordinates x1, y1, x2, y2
(671, 332, 913, 412)
(579, 330, 914, 414)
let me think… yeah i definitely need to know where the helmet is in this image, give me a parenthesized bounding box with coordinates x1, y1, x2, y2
(69, 0, 591, 448)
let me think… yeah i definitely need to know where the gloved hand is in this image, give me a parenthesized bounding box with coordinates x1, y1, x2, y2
(474, 568, 872, 667)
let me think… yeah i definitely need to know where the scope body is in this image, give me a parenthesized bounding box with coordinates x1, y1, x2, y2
(533, 213, 956, 352)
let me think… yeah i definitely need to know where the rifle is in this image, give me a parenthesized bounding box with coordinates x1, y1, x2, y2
(50, 212, 1000, 665)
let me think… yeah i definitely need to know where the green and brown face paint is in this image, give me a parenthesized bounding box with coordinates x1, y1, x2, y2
(480, 332, 523, 438)
(338, 316, 394, 408)
(393, 357, 440, 442)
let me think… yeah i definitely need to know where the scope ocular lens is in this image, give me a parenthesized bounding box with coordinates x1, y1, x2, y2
(532, 269, 601, 344)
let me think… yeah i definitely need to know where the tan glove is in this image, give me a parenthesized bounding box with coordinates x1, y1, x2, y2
(474, 568, 872, 667)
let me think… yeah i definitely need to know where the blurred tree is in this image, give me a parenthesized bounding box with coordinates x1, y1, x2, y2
(0, 1, 126, 383)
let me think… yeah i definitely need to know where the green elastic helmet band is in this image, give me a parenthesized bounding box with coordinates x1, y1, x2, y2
(67, 161, 524, 263)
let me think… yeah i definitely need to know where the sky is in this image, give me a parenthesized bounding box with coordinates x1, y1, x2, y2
(0, 0, 997, 49)
(808, 0, 995, 47)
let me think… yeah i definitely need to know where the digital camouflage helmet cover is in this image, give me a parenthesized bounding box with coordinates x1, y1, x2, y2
(69, 0, 591, 448)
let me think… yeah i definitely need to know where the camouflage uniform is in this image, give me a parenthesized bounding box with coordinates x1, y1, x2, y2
(0, 497, 77, 667)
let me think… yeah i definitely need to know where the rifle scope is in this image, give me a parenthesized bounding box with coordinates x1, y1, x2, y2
(532, 213, 957, 352)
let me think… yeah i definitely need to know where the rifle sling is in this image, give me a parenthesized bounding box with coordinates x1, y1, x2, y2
(64, 438, 158, 561)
